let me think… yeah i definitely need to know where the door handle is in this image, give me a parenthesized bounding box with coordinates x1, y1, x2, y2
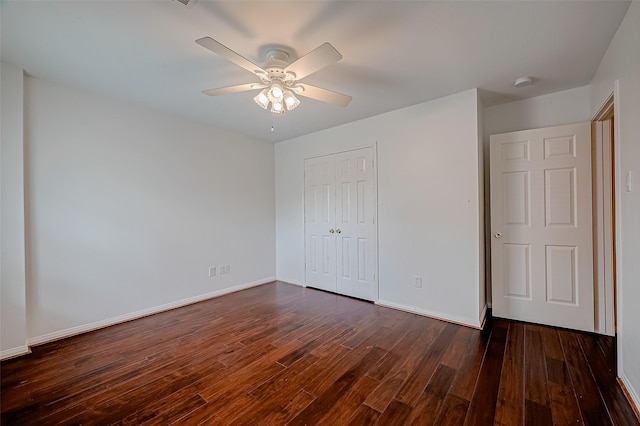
(336, 229, 342, 234)
(494, 232, 502, 239)
(329, 229, 335, 234)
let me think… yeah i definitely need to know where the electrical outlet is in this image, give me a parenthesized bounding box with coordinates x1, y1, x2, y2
(225, 264, 230, 274)
(414, 276, 423, 288)
(209, 266, 216, 277)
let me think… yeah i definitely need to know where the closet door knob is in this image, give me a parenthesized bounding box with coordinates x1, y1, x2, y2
(336, 229, 342, 234)
(329, 229, 335, 234)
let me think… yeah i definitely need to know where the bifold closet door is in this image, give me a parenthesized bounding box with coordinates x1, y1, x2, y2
(304, 147, 377, 301)
(304, 154, 337, 293)
(334, 149, 376, 301)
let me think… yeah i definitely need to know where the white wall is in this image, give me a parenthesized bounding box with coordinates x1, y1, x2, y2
(276, 89, 485, 327)
(589, 1, 640, 409)
(481, 85, 593, 306)
(1, 62, 29, 358)
(483, 85, 592, 139)
(22, 76, 275, 344)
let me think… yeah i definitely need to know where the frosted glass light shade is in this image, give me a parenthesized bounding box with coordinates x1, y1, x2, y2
(254, 89, 269, 109)
(271, 101, 283, 113)
(283, 90, 300, 111)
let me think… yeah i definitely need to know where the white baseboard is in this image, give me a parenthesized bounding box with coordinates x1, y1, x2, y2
(479, 303, 488, 329)
(0, 345, 31, 361)
(26, 277, 275, 347)
(376, 299, 484, 329)
(276, 277, 305, 287)
(619, 373, 640, 419)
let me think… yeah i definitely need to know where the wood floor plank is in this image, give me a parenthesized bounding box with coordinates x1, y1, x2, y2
(198, 340, 302, 402)
(495, 321, 525, 426)
(577, 332, 640, 425)
(433, 393, 470, 426)
(345, 404, 381, 425)
(300, 319, 392, 399)
(275, 321, 349, 367)
(307, 325, 357, 358)
(558, 329, 614, 426)
(2, 282, 637, 426)
(545, 357, 584, 425)
(541, 325, 565, 360)
(254, 390, 316, 426)
(364, 320, 447, 412)
(395, 322, 457, 406)
(341, 317, 388, 349)
(464, 318, 508, 426)
(541, 327, 584, 425)
(169, 362, 286, 425)
(525, 399, 554, 426)
(288, 346, 387, 425)
(229, 354, 321, 424)
(367, 328, 420, 381)
(524, 326, 551, 407)
(404, 363, 456, 425)
(315, 375, 380, 425)
(200, 354, 317, 424)
(440, 325, 474, 370)
(121, 393, 207, 426)
(448, 326, 492, 401)
(374, 399, 412, 425)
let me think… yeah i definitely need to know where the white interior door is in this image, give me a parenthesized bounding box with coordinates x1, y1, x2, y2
(304, 147, 377, 301)
(305, 155, 337, 293)
(490, 123, 594, 332)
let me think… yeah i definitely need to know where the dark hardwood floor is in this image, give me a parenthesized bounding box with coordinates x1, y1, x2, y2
(1, 281, 638, 425)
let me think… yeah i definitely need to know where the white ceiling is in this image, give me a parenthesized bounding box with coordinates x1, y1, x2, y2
(0, 1, 631, 142)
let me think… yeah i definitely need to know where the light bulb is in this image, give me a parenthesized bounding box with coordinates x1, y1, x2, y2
(270, 83, 283, 99)
(272, 102, 283, 112)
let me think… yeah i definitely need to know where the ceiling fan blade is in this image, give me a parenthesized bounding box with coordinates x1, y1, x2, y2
(296, 84, 352, 107)
(201, 83, 265, 96)
(196, 37, 266, 75)
(284, 43, 342, 80)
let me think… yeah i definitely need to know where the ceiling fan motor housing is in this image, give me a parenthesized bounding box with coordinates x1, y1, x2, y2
(263, 49, 294, 82)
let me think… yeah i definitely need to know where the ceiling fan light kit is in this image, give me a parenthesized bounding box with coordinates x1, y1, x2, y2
(196, 37, 352, 117)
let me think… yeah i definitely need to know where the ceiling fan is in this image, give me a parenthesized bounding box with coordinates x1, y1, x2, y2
(195, 37, 352, 114)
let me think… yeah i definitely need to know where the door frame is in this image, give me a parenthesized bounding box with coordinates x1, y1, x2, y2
(591, 93, 618, 336)
(591, 80, 622, 336)
(303, 144, 379, 301)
